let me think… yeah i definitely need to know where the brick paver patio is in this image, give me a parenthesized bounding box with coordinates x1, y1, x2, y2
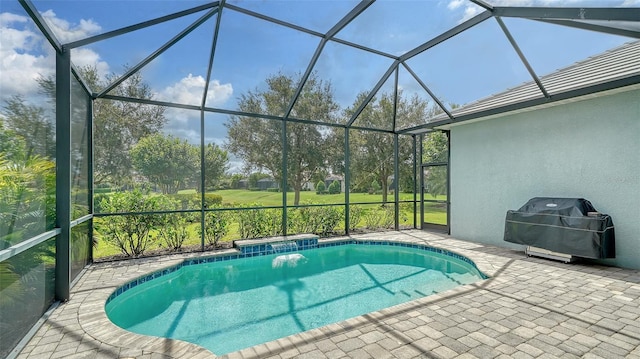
(14, 230, 640, 358)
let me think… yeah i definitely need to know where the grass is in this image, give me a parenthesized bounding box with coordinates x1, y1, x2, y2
(93, 189, 446, 259)
(215, 189, 419, 206)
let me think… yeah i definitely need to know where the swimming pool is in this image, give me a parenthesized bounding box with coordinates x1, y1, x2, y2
(105, 240, 486, 355)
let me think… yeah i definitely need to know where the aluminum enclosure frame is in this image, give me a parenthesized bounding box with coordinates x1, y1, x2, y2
(5, 0, 640, 303)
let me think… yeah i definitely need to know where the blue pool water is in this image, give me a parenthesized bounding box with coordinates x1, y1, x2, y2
(105, 244, 485, 355)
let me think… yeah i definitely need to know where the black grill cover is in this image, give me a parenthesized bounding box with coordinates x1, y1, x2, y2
(504, 197, 615, 259)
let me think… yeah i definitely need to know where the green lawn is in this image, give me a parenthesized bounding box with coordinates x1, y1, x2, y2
(213, 189, 417, 206)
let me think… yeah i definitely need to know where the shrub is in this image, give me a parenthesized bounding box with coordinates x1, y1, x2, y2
(171, 193, 199, 210)
(96, 189, 169, 257)
(363, 208, 381, 229)
(266, 188, 279, 193)
(203, 193, 223, 208)
(236, 204, 282, 239)
(316, 206, 342, 236)
(315, 180, 325, 195)
(328, 180, 340, 194)
(288, 204, 342, 236)
(288, 204, 322, 234)
(381, 205, 395, 229)
(157, 212, 188, 251)
(93, 193, 110, 213)
(348, 206, 364, 231)
(200, 207, 229, 247)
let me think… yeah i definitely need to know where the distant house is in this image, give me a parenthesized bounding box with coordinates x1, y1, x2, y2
(324, 174, 345, 193)
(257, 178, 279, 190)
(237, 179, 249, 189)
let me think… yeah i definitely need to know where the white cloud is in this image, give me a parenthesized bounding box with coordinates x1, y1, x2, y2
(39, 10, 109, 77)
(621, 0, 640, 5)
(446, 0, 485, 23)
(461, 5, 483, 22)
(158, 74, 233, 107)
(0, 12, 28, 25)
(41, 9, 101, 43)
(0, 14, 53, 98)
(0, 10, 109, 100)
(159, 74, 232, 149)
(447, 0, 465, 10)
(70, 47, 110, 78)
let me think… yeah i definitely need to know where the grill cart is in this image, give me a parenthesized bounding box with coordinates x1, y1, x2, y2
(504, 197, 615, 262)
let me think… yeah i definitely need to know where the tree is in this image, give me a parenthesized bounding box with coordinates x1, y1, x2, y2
(0, 96, 55, 159)
(423, 131, 448, 163)
(38, 67, 167, 186)
(226, 72, 339, 205)
(345, 91, 429, 203)
(422, 131, 449, 198)
(203, 143, 229, 191)
(130, 134, 198, 194)
(36, 67, 166, 186)
(0, 118, 55, 249)
(315, 180, 325, 194)
(0, 122, 27, 162)
(328, 180, 341, 194)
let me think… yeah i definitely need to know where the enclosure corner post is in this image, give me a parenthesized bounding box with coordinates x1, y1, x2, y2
(412, 134, 417, 229)
(344, 128, 350, 235)
(88, 94, 94, 263)
(281, 120, 288, 236)
(393, 133, 400, 231)
(419, 134, 424, 229)
(200, 110, 206, 251)
(55, 48, 72, 301)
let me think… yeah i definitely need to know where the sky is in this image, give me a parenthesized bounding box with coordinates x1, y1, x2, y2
(1, 0, 638, 172)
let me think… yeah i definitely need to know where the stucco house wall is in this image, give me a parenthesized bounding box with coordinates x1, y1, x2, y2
(449, 88, 640, 269)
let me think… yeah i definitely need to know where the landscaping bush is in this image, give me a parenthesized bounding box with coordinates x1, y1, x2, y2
(93, 193, 110, 213)
(157, 212, 188, 251)
(203, 193, 223, 208)
(289, 205, 322, 234)
(381, 205, 395, 229)
(315, 180, 325, 195)
(237, 204, 282, 239)
(266, 188, 279, 193)
(328, 180, 340, 194)
(96, 189, 169, 257)
(288, 203, 342, 236)
(315, 206, 342, 235)
(363, 208, 381, 229)
(200, 207, 229, 247)
(171, 193, 199, 210)
(348, 205, 363, 231)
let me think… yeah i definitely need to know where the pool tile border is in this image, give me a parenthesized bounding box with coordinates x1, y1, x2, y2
(106, 235, 488, 305)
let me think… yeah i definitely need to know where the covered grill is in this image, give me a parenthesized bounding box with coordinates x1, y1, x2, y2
(504, 197, 615, 260)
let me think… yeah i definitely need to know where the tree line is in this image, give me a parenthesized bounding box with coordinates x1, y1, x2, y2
(1, 66, 449, 213)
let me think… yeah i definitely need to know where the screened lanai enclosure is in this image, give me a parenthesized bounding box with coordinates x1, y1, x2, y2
(1, 0, 640, 356)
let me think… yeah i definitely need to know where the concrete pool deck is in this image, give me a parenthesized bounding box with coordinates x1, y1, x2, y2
(15, 230, 640, 359)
